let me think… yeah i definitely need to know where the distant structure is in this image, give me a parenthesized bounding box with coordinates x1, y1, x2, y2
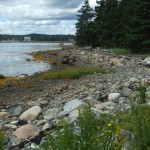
(24, 36, 31, 42)
(69, 39, 75, 45)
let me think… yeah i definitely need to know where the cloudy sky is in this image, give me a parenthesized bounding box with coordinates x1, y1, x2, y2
(0, 0, 97, 35)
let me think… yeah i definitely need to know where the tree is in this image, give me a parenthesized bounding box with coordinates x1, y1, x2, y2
(75, 0, 95, 46)
(94, 0, 120, 48)
(127, 0, 150, 53)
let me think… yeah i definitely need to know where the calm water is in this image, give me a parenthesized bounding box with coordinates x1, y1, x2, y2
(0, 43, 68, 77)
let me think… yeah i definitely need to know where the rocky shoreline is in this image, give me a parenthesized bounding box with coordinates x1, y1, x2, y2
(0, 46, 150, 149)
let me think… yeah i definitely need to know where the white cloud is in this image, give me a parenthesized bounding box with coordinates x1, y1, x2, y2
(0, 0, 96, 35)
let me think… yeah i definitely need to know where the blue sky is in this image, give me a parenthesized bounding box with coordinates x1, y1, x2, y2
(0, 0, 97, 35)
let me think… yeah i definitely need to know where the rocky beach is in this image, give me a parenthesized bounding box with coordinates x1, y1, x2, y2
(0, 46, 150, 149)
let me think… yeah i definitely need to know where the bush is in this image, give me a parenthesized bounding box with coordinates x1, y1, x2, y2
(40, 68, 108, 79)
(113, 48, 131, 55)
(35, 105, 125, 150)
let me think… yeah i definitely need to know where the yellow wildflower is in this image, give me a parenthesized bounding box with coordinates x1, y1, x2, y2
(113, 141, 119, 145)
(108, 123, 112, 127)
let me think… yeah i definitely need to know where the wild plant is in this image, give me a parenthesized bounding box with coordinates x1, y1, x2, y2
(35, 105, 125, 150)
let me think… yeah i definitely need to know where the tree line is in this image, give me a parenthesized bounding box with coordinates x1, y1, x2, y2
(76, 0, 150, 53)
(0, 34, 75, 42)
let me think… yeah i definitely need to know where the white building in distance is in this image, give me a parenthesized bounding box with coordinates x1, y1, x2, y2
(24, 36, 31, 42)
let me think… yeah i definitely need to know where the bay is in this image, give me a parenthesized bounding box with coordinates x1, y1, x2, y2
(0, 42, 68, 77)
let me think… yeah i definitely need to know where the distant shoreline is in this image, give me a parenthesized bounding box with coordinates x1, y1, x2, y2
(0, 41, 72, 43)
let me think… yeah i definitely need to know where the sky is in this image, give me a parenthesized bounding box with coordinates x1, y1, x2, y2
(0, 0, 97, 35)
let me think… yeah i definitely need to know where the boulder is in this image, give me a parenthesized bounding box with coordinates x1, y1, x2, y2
(44, 108, 59, 120)
(63, 99, 84, 112)
(69, 109, 79, 119)
(108, 93, 120, 102)
(20, 106, 42, 121)
(143, 57, 150, 66)
(129, 77, 139, 84)
(121, 87, 132, 97)
(12, 124, 40, 139)
(8, 105, 25, 116)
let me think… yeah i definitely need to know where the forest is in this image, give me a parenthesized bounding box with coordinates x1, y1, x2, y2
(0, 34, 75, 42)
(76, 0, 150, 53)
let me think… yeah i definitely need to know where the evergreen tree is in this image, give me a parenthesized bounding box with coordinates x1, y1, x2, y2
(75, 0, 149, 53)
(94, 0, 119, 48)
(75, 0, 94, 46)
(127, 0, 150, 52)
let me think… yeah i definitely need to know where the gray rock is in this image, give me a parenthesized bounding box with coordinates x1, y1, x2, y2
(20, 106, 42, 121)
(143, 57, 150, 66)
(58, 111, 69, 119)
(121, 87, 132, 97)
(94, 101, 117, 111)
(43, 123, 51, 130)
(122, 129, 133, 148)
(118, 97, 127, 104)
(4, 124, 17, 129)
(63, 99, 84, 112)
(9, 105, 25, 116)
(44, 108, 59, 121)
(108, 93, 120, 103)
(129, 77, 139, 84)
(69, 109, 79, 119)
(10, 137, 21, 146)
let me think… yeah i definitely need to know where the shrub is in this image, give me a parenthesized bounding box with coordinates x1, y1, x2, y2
(137, 81, 148, 104)
(113, 48, 131, 55)
(40, 68, 108, 79)
(35, 105, 125, 150)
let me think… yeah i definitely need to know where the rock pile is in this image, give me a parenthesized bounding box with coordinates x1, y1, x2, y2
(0, 47, 150, 149)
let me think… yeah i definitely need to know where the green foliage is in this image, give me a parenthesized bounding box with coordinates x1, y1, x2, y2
(75, 0, 95, 46)
(40, 67, 108, 79)
(117, 82, 150, 150)
(137, 81, 148, 104)
(113, 48, 131, 55)
(130, 105, 150, 150)
(35, 105, 125, 150)
(35, 82, 150, 150)
(0, 130, 5, 150)
(76, 0, 150, 52)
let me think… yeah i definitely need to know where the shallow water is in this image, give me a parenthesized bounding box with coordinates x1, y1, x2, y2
(0, 43, 67, 77)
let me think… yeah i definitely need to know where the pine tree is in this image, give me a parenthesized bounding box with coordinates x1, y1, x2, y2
(127, 0, 150, 52)
(95, 0, 119, 48)
(75, 0, 94, 46)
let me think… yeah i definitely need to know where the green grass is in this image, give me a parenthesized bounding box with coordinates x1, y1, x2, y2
(40, 67, 108, 79)
(113, 48, 131, 55)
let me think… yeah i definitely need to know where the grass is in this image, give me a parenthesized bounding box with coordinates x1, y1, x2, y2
(33, 55, 58, 63)
(113, 48, 131, 55)
(0, 77, 19, 86)
(40, 67, 108, 79)
(26, 50, 59, 63)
